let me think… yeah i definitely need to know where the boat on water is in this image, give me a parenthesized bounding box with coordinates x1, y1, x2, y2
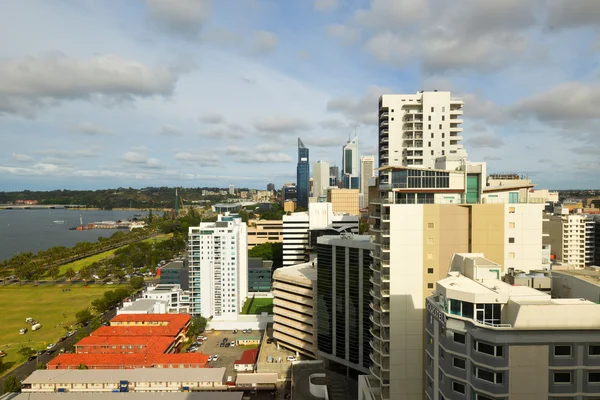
(53, 220, 65, 224)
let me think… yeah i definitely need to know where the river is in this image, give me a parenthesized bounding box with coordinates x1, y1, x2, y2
(0, 209, 148, 261)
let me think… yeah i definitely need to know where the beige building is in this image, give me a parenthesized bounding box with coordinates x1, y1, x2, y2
(327, 188, 359, 216)
(360, 155, 375, 208)
(272, 261, 317, 358)
(247, 219, 283, 249)
(544, 213, 595, 268)
(425, 254, 600, 400)
(283, 200, 296, 213)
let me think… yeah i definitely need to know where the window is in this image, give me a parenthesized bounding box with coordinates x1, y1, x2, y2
(431, 107, 434, 112)
(391, 117, 394, 121)
(554, 371, 572, 384)
(428, 283, 434, 289)
(431, 150, 434, 155)
(442, 116, 445, 121)
(509, 237, 515, 243)
(454, 332, 466, 344)
(439, 124, 442, 129)
(427, 237, 435, 245)
(428, 333, 434, 345)
(428, 115, 431, 121)
(440, 347, 445, 359)
(590, 345, 600, 356)
(442, 141, 445, 147)
(428, 222, 435, 229)
(452, 381, 465, 394)
(442, 106, 445, 112)
(509, 222, 515, 228)
(428, 124, 431, 129)
(473, 341, 503, 357)
(427, 253, 434, 260)
(428, 268, 434, 274)
(509, 207, 515, 213)
(589, 372, 600, 383)
(431, 132, 434, 138)
(453, 356, 466, 369)
(442, 132, 445, 138)
(554, 345, 572, 357)
(508, 252, 515, 259)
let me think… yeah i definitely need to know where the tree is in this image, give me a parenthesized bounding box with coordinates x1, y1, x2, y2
(36, 361, 45, 370)
(92, 298, 108, 314)
(65, 268, 76, 280)
(18, 347, 34, 358)
(77, 363, 88, 370)
(75, 309, 92, 325)
(187, 316, 207, 337)
(90, 318, 102, 331)
(79, 266, 91, 283)
(2, 375, 21, 393)
(73, 329, 87, 343)
(130, 276, 144, 290)
(47, 265, 60, 281)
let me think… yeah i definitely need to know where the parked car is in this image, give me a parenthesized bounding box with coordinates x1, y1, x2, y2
(103, 322, 110, 326)
(225, 343, 230, 348)
(219, 343, 225, 348)
(242, 329, 247, 334)
(28, 356, 36, 362)
(222, 338, 228, 343)
(37, 350, 45, 356)
(232, 329, 238, 334)
(212, 355, 219, 362)
(207, 356, 213, 362)
(247, 328, 252, 333)
(19, 328, 27, 335)
(46, 343, 55, 350)
(286, 356, 297, 362)
(0, 351, 7, 358)
(230, 341, 235, 347)
(25, 317, 34, 324)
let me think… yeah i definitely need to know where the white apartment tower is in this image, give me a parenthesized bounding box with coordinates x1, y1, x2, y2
(379, 91, 464, 169)
(188, 214, 248, 319)
(544, 213, 596, 268)
(360, 155, 375, 208)
(312, 160, 330, 199)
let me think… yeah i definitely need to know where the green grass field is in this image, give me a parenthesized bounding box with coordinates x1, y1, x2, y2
(241, 297, 274, 315)
(57, 233, 173, 275)
(0, 285, 126, 375)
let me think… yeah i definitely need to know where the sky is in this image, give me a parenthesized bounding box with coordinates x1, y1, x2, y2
(1, 0, 599, 191)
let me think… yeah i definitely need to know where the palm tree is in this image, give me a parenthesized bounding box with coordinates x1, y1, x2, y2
(65, 268, 76, 281)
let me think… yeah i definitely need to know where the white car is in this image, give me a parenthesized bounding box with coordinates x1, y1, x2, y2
(207, 356, 213, 362)
(212, 355, 219, 362)
(46, 343, 55, 350)
(19, 328, 27, 335)
(286, 356, 297, 362)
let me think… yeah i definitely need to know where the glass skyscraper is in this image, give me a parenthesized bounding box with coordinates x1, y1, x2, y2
(297, 138, 309, 208)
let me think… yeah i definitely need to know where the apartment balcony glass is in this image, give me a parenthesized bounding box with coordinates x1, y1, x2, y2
(380, 137, 389, 143)
(379, 121, 389, 127)
(379, 112, 389, 120)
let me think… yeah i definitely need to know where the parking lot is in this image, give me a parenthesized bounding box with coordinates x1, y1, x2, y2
(193, 329, 265, 378)
(258, 324, 297, 365)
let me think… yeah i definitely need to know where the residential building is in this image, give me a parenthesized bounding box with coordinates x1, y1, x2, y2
(267, 183, 275, 192)
(159, 261, 189, 290)
(233, 349, 259, 372)
(378, 91, 464, 169)
(544, 213, 596, 268)
(272, 261, 317, 358)
(22, 368, 228, 393)
(362, 157, 545, 400)
(316, 235, 374, 375)
(297, 138, 310, 209)
(327, 188, 360, 216)
(188, 214, 248, 318)
(143, 284, 190, 314)
(342, 135, 359, 189)
(282, 202, 359, 267)
(426, 253, 600, 400)
(248, 258, 272, 293)
(360, 155, 375, 208)
(330, 165, 339, 187)
(229, 184, 235, 195)
(312, 160, 330, 199)
(247, 219, 283, 249)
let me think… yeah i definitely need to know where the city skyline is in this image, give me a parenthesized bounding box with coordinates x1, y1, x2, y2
(1, 1, 599, 191)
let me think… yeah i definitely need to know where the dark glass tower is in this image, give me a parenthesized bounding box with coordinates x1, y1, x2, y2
(296, 138, 309, 209)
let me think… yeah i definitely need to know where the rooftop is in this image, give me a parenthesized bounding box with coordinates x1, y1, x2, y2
(161, 261, 185, 271)
(92, 325, 183, 337)
(273, 261, 317, 284)
(46, 352, 209, 369)
(552, 268, 600, 288)
(75, 335, 173, 354)
(23, 367, 225, 384)
(119, 298, 166, 312)
(2, 394, 242, 400)
(111, 314, 190, 325)
(234, 349, 258, 365)
(235, 373, 278, 385)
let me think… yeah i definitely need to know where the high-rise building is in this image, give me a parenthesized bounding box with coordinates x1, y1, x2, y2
(267, 183, 275, 192)
(281, 183, 297, 206)
(378, 91, 464, 169)
(342, 135, 359, 189)
(228, 184, 235, 195)
(187, 214, 248, 318)
(316, 235, 374, 375)
(327, 188, 360, 216)
(297, 138, 310, 209)
(247, 258, 272, 293)
(312, 160, 330, 199)
(360, 157, 546, 400)
(282, 202, 359, 267)
(360, 156, 375, 208)
(329, 165, 339, 187)
(426, 253, 600, 400)
(544, 213, 596, 268)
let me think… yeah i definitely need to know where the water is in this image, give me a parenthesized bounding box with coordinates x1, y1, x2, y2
(0, 209, 148, 261)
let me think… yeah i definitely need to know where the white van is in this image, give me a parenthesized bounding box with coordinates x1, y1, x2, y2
(25, 318, 34, 324)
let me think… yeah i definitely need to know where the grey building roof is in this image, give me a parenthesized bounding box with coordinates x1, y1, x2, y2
(120, 298, 167, 312)
(3, 394, 242, 400)
(235, 373, 278, 384)
(23, 368, 226, 385)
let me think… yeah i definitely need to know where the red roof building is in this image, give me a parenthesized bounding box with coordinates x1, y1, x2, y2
(233, 349, 259, 372)
(47, 352, 208, 370)
(75, 336, 174, 355)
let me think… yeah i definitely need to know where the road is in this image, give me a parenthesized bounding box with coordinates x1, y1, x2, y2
(0, 309, 117, 387)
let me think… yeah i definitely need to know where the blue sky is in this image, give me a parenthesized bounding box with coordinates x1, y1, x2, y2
(1, 0, 599, 191)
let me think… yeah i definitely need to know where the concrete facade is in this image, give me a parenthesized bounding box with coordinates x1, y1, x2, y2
(313, 160, 330, 199)
(544, 214, 596, 268)
(247, 219, 283, 249)
(361, 156, 375, 208)
(327, 188, 360, 216)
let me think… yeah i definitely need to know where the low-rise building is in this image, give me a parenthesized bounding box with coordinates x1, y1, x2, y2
(21, 368, 227, 393)
(236, 336, 261, 346)
(143, 284, 190, 314)
(247, 220, 283, 249)
(426, 253, 600, 400)
(235, 373, 278, 391)
(233, 349, 258, 372)
(159, 261, 189, 290)
(272, 261, 317, 358)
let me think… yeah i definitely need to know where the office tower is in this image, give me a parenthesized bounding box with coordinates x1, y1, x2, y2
(329, 165, 339, 187)
(267, 183, 275, 192)
(247, 258, 272, 293)
(297, 138, 310, 209)
(228, 184, 235, 195)
(426, 254, 600, 400)
(282, 202, 359, 267)
(272, 261, 317, 358)
(544, 213, 596, 268)
(342, 135, 359, 189)
(316, 235, 374, 374)
(312, 160, 330, 199)
(378, 91, 464, 169)
(360, 157, 545, 400)
(327, 188, 360, 216)
(281, 183, 297, 205)
(187, 214, 248, 318)
(360, 156, 375, 208)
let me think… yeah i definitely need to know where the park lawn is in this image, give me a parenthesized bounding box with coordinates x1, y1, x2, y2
(241, 297, 274, 315)
(0, 284, 126, 375)
(57, 233, 173, 275)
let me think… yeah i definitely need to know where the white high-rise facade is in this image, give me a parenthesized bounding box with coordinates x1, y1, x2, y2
(312, 160, 330, 198)
(360, 155, 375, 208)
(342, 135, 359, 189)
(379, 91, 464, 169)
(188, 214, 248, 319)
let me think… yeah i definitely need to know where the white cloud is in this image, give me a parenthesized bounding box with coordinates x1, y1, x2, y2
(354, 0, 431, 29)
(303, 135, 344, 147)
(225, 145, 292, 163)
(68, 122, 115, 136)
(326, 25, 360, 44)
(198, 124, 247, 140)
(11, 153, 34, 162)
(159, 125, 183, 136)
(144, 0, 212, 39)
(251, 30, 278, 55)
(253, 116, 311, 134)
(175, 152, 219, 165)
(468, 134, 505, 148)
(327, 85, 392, 124)
(199, 112, 224, 124)
(546, 0, 600, 30)
(121, 148, 164, 169)
(314, 0, 338, 11)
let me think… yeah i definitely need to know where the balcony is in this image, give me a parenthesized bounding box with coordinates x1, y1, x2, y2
(450, 108, 463, 115)
(380, 128, 389, 135)
(381, 300, 389, 312)
(370, 365, 382, 380)
(381, 273, 390, 282)
(380, 243, 390, 251)
(381, 230, 390, 236)
(370, 289, 381, 299)
(380, 314, 390, 327)
(379, 121, 389, 127)
(380, 137, 388, 144)
(369, 275, 381, 287)
(370, 262, 381, 273)
(370, 301, 382, 313)
(370, 351, 382, 367)
(379, 112, 389, 120)
(381, 288, 390, 297)
(450, 125, 463, 132)
(380, 146, 389, 151)
(450, 118, 463, 124)
(370, 314, 380, 326)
